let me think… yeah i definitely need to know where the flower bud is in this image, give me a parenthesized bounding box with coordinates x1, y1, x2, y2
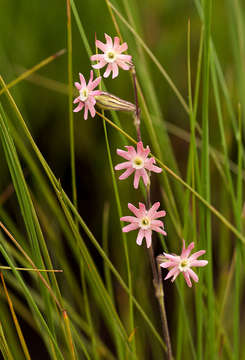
(95, 91, 136, 112)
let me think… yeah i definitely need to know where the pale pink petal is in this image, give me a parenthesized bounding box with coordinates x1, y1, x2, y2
(113, 36, 120, 50)
(141, 169, 149, 186)
(103, 63, 113, 78)
(151, 226, 167, 236)
(120, 216, 138, 223)
(187, 269, 199, 283)
(128, 203, 141, 217)
(145, 229, 152, 248)
(90, 90, 101, 97)
(73, 102, 84, 113)
(145, 159, 162, 173)
(105, 33, 113, 48)
(181, 240, 194, 259)
(189, 250, 206, 261)
(160, 261, 177, 268)
(190, 260, 208, 267)
(136, 229, 144, 246)
(73, 97, 80, 104)
(163, 254, 179, 261)
(90, 54, 105, 61)
(116, 149, 132, 160)
(147, 202, 160, 217)
(114, 161, 131, 170)
(119, 167, 134, 180)
(79, 73, 86, 88)
(112, 62, 119, 79)
(152, 210, 166, 219)
(122, 223, 139, 232)
(164, 267, 179, 280)
(138, 203, 146, 216)
(118, 42, 128, 53)
(124, 145, 136, 157)
(95, 39, 108, 52)
(87, 102, 96, 118)
(88, 77, 101, 91)
(183, 272, 192, 287)
(117, 60, 131, 70)
(84, 104, 89, 120)
(75, 82, 82, 90)
(151, 220, 164, 227)
(117, 54, 132, 61)
(92, 60, 107, 69)
(133, 170, 141, 189)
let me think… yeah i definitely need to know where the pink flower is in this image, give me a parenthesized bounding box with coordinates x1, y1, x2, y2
(73, 71, 101, 120)
(120, 202, 167, 248)
(160, 240, 208, 288)
(115, 141, 162, 189)
(91, 33, 133, 79)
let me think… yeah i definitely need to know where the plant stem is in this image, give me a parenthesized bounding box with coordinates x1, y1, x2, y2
(132, 64, 173, 359)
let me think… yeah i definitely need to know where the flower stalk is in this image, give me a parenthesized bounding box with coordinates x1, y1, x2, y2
(131, 68, 173, 359)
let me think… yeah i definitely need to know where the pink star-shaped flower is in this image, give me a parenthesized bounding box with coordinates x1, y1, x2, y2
(115, 141, 162, 189)
(73, 71, 101, 120)
(160, 240, 208, 287)
(120, 202, 167, 248)
(91, 33, 133, 79)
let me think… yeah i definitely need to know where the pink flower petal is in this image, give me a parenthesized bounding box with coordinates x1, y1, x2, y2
(147, 202, 160, 217)
(115, 161, 131, 170)
(95, 39, 108, 52)
(112, 62, 119, 79)
(152, 210, 166, 219)
(133, 170, 141, 189)
(122, 223, 139, 232)
(89, 76, 102, 91)
(73, 97, 80, 104)
(119, 167, 134, 180)
(92, 60, 107, 69)
(189, 250, 206, 261)
(145, 229, 152, 248)
(75, 82, 82, 90)
(103, 63, 113, 78)
(73, 102, 84, 113)
(113, 36, 120, 50)
(190, 260, 208, 267)
(181, 240, 195, 259)
(116, 149, 132, 160)
(90, 54, 105, 61)
(79, 73, 86, 88)
(118, 42, 128, 53)
(164, 267, 179, 280)
(128, 203, 141, 217)
(117, 60, 131, 71)
(120, 216, 138, 223)
(183, 272, 192, 287)
(104, 33, 113, 48)
(187, 269, 199, 283)
(136, 229, 144, 246)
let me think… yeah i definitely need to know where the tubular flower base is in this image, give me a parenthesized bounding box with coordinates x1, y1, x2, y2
(120, 202, 167, 248)
(115, 141, 162, 189)
(160, 240, 208, 287)
(73, 71, 101, 120)
(91, 33, 133, 79)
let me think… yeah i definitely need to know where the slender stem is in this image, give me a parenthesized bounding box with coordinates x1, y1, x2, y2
(156, 258, 173, 360)
(132, 65, 172, 359)
(131, 66, 141, 141)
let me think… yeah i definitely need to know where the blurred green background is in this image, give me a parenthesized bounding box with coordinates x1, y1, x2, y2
(0, 0, 244, 359)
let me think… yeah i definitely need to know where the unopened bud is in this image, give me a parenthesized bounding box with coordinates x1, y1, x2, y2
(95, 91, 136, 112)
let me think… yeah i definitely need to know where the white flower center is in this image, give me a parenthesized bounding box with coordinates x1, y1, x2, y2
(140, 216, 151, 230)
(105, 50, 117, 63)
(178, 259, 189, 272)
(79, 88, 89, 102)
(132, 156, 144, 169)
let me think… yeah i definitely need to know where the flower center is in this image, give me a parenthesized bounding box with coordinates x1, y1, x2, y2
(132, 156, 144, 169)
(140, 216, 151, 229)
(105, 50, 117, 63)
(79, 88, 89, 102)
(179, 259, 189, 272)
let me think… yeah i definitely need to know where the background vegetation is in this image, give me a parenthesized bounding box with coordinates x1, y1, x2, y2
(0, 0, 244, 359)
